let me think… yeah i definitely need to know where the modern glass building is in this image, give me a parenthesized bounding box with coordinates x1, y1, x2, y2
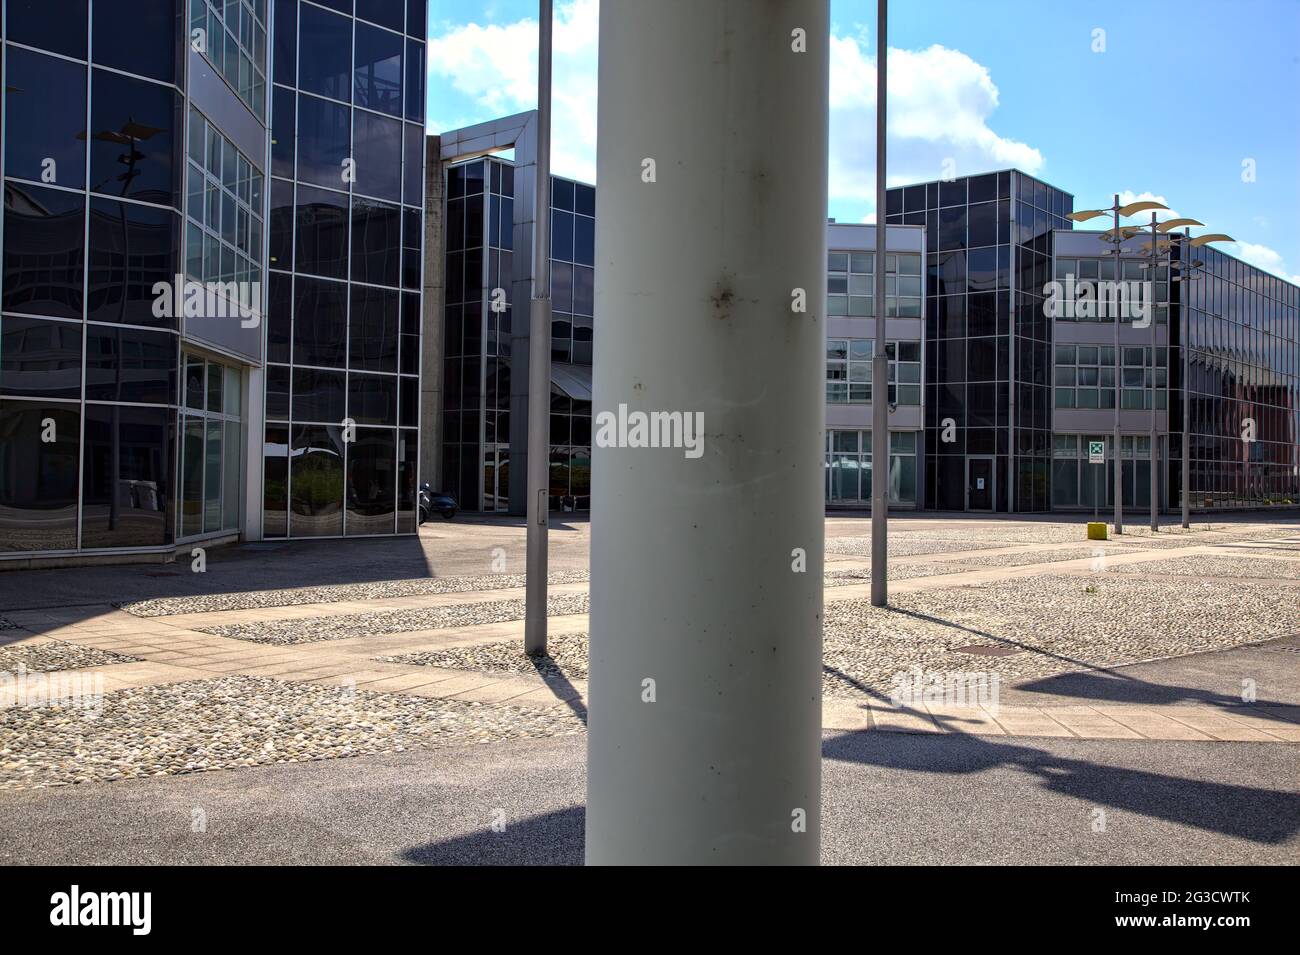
(1, 0, 426, 565)
(420, 133, 1298, 516)
(885, 170, 1074, 511)
(430, 112, 593, 515)
(886, 169, 1298, 514)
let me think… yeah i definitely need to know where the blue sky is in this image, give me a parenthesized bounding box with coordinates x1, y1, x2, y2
(426, 0, 1300, 281)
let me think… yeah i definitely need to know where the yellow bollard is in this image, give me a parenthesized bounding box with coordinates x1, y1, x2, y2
(1087, 522, 1108, 541)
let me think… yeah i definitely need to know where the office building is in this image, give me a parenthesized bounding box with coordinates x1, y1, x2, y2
(0, 0, 427, 564)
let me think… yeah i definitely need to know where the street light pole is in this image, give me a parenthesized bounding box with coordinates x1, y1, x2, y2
(1180, 228, 1192, 528)
(870, 0, 888, 608)
(524, 0, 553, 656)
(1146, 211, 1159, 533)
(1112, 194, 1124, 534)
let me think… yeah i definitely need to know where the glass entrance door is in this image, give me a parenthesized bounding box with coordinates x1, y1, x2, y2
(967, 457, 994, 511)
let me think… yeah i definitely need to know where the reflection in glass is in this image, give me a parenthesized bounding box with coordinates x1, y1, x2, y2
(81, 404, 175, 548)
(0, 401, 81, 552)
(4, 48, 88, 188)
(3, 183, 86, 319)
(346, 427, 396, 535)
(291, 424, 345, 536)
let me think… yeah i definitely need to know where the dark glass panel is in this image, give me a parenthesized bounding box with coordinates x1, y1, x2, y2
(293, 277, 347, 367)
(403, 206, 422, 289)
(89, 69, 181, 207)
(268, 177, 295, 269)
(84, 325, 177, 403)
(295, 184, 349, 278)
(292, 367, 345, 423)
(7, 0, 88, 59)
(180, 412, 201, 536)
(551, 177, 574, 212)
(266, 364, 291, 421)
(399, 376, 418, 426)
(396, 428, 417, 532)
(461, 160, 485, 196)
(573, 265, 594, 317)
(348, 372, 397, 425)
(401, 292, 420, 375)
(349, 285, 399, 372)
(939, 179, 966, 206)
(271, 85, 296, 178)
(274, 0, 299, 85)
(885, 188, 902, 216)
(2, 182, 86, 320)
(5, 48, 87, 188)
(351, 196, 401, 286)
(86, 198, 181, 327)
(315, 0, 353, 12)
(574, 212, 594, 266)
(263, 425, 289, 537)
(346, 427, 396, 534)
(296, 94, 351, 188)
(0, 400, 80, 552)
(290, 424, 345, 536)
(967, 335, 993, 382)
(298, 3, 353, 101)
(354, 21, 403, 116)
(93, 0, 180, 84)
(552, 210, 574, 261)
(968, 173, 997, 204)
(967, 201, 997, 248)
(404, 122, 424, 208)
(574, 182, 594, 217)
(938, 206, 966, 251)
(406, 0, 427, 37)
(353, 110, 403, 201)
(0, 316, 82, 400)
(267, 271, 292, 362)
(80, 403, 175, 548)
(357, 0, 404, 29)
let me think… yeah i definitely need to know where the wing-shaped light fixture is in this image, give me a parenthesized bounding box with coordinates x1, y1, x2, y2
(1190, 233, 1234, 247)
(1157, 217, 1204, 233)
(1118, 199, 1169, 217)
(1067, 209, 1108, 222)
(1100, 226, 1143, 239)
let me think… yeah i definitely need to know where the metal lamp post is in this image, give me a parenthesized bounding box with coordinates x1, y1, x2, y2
(525, 0, 554, 657)
(871, 0, 888, 607)
(1069, 197, 1170, 534)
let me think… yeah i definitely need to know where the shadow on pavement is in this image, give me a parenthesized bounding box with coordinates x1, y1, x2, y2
(402, 806, 585, 865)
(824, 728, 1300, 845)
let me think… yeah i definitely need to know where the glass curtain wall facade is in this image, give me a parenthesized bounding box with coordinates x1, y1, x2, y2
(264, 0, 425, 538)
(889, 170, 1073, 512)
(2, 0, 185, 555)
(1182, 245, 1299, 508)
(440, 159, 594, 513)
(1, 0, 426, 561)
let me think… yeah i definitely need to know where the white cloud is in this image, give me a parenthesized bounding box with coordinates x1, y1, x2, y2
(1229, 241, 1300, 284)
(427, 9, 1043, 205)
(1116, 190, 1182, 223)
(427, 0, 599, 183)
(829, 38, 1044, 203)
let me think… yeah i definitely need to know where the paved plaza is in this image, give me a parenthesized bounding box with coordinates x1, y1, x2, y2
(1, 513, 1297, 863)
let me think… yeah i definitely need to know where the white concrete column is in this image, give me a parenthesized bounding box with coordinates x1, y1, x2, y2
(587, 0, 829, 865)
